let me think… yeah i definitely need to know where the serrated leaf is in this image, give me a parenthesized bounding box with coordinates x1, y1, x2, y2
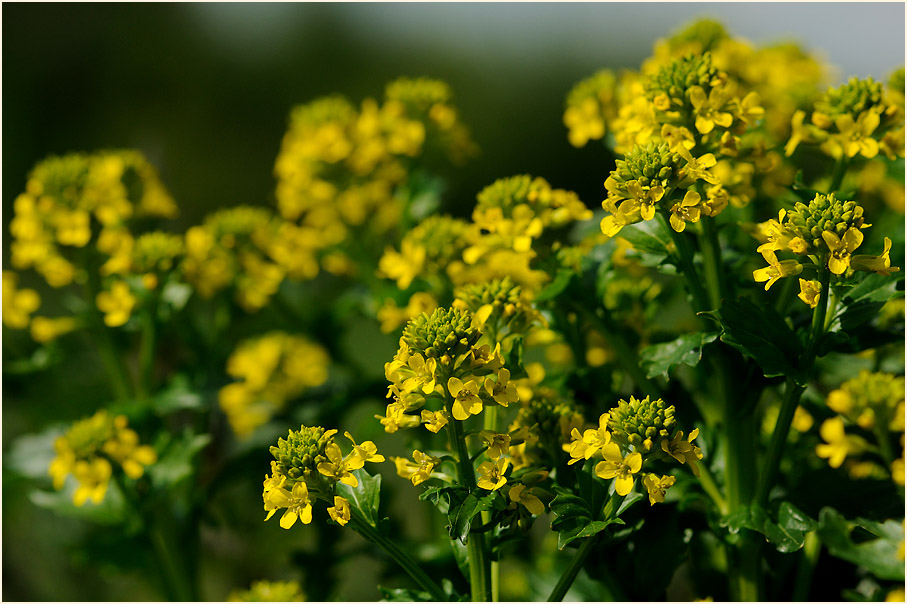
(702, 298, 806, 384)
(723, 502, 817, 553)
(640, 332, 718, 380)
(446, 488, 497, 543)
(535, 269, 574, 302)
(817, 507, 905, 580)
(336, 468, 382, 528)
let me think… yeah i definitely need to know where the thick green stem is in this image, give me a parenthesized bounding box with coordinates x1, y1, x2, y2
(448, 416, 491, 602)
(756, 267, 830, 508)
(658, 211, 711, 313)
(547, 534, 599, 602)
(698, 463, 728, 516)
(699, 218, 726, 307)
(349, 512, 447, 601)
(483, 406, 500, 602)
(829, 157, 850, 193)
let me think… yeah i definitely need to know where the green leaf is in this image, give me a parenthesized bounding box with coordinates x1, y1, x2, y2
(30, 481, 131, 526)
(817, 507, 905, 580)
(640, 332, 718, 380)
(835, 273, 904, 331)
(722, 502, 817, 553)
(446, 488, 497, 543)
(535, 269, 574, 302)
(549, 486, 622, 549)
(336, 469, 382, 528)
(152, 375, 205, 413)
(618, 223, 672, 257)
(502, 336, 527, 380)
(701, 298, 805, 384)
(147, 429, 211, 491)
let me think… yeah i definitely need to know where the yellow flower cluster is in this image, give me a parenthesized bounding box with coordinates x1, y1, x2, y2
(182, 206, 287, 311)
(274, 78, 475, 279)
(563, 70, 618, 148)
(459, 175, 593, 293)
(452, 277, 543, 347)
(263, 424, 383, 529)
(785, 75, 905, 161)
(508, 392, 584, 470)
(219, 332, 330, 438)
(2, 270, 41, 330)
(48, 409, 157, 506)
(818, 371, 905, 483)
(753, 193, 899, 295)
(380, 307, 512, 434)
(376, 291, 439, 334)
(227, 580, 305, 602)
(10, 151, 177, 289)
(377, 215, 471, 291)
(566, 396, 701, 504)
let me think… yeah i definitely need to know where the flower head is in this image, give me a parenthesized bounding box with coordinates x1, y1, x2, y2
(642, 473, 677, 505)
(595, 443, 642, 496)
(477, 457, 509, 491)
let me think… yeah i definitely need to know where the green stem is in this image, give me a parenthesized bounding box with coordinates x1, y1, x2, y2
(448, 416, 491, 602)
(699, 218, 726, 307)
(755, 268, 830, 508)
(874, 424, 896, 467)
(137, 296, 158, 400)
(547, 533, 599, 602)
(829, 157, 850, 193)
(658, 210, 711, 313)
(570, 303, 662, 397)
(483, 406, 500, 602)
(792, 531, 821, 601)
(82, 281, 133, 402)
(697, 463, 729, 516)
(349, 512, 447, 601)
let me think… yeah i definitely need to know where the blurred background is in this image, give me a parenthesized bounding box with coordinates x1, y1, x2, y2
(3, 3, 904, 601)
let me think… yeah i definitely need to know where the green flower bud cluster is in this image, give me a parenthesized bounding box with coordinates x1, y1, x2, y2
(30, 154, 92, 207)
(889, 68, 905, 95)
(566, 70, 618, 107)
(288, 95, 356, 130)
(475, 174, 536, 216)
(666, 19, 729, 53)
(829, 370, 905, 429)
(63, 411, 117, 459)
(132, 231, 185, 273)
(647, 52, 719, 103)
(402, 307, 481, 360)
(814, 77, 884, 120)
(204, 206, 275, 242)
(385, 77, 453, 109)
(610, 142, 684, 189)
(408, 215, 471, 267)
(608, 395, 677, 453)
(269, 425, 335, 482)
(455, 277, 538, 339)
(514, 393, 585, 466)
(785, 193, 866, 248)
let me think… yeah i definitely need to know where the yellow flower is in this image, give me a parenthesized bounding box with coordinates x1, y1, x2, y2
(784, 111, 810, 156)
(660, 124, 695, 161)
(479, 430, 511, 459)
(266, 481, 314, 529)
(378, 240, 426, 289)
(688, 85, 733, 134)
(402, 353, 438, 395)
(580, 413, 612, 460)
(392, 450, 440, 486)
(822, 227, 864, 275)
(563, 97, 605, 148)
(477, 457, 509, 491)
(343, 431, 385, 464)
(484, 368, 519, 407)
(852, 237, 900, 276)
(2, 271, 41, 329)
(681, 153, 719, 185)
(595, 443, 642, 496)
(376, 401, 421, 433)
(96, 280, 137, 327)
(797, 279, 822, 308)
(327, 495, 351, 526)
(734, 91, 764, 126)
(72, 458, 113, 507)
(753, 249, 803, 291)
(448, 376, 483, 420)
(508, 483, 545, 515)
(815, 416, 867, 468)
(317, 442, 365, 487)
(661, 428, 703, 477)
(626, 181, 664, 221)
(835, 110, 880, 159)
(642, 473, 677, 505)
(420, 409, 449, 433)
(668, 191, 702, 233)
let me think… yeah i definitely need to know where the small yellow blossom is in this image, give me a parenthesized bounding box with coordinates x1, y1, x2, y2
(477, 457, 509, 491)
(509, 483, 545, 515)
(688, 85, 733, 134)
(265, 481, 314, 529)
(834, 111, 880, 159)
(816, 416, 866, 469)
(317, 442, 365, 487)
(96, 281, 137, 327)
(392, 450, 440, 486)
(661, 428, 703, 477)
(822, 227, 864, 275)
(753, 249, 804, 290)
(420, 409, 450, 433)
(2, 271, 41, 329)
(595, 443, 642, 496)
(484, 368, 519, 407)
(327, 495, 351, 526)
(448, 376, 483, 420)
(376, 401, 421, 433)
(343, 431, 385, 464)
(668, 190, 702, 233)
(642, 473, 677, 505)
(797, 279, 822, 308)
(479, 430, 512, 459)
(852, 237, 900, 276)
